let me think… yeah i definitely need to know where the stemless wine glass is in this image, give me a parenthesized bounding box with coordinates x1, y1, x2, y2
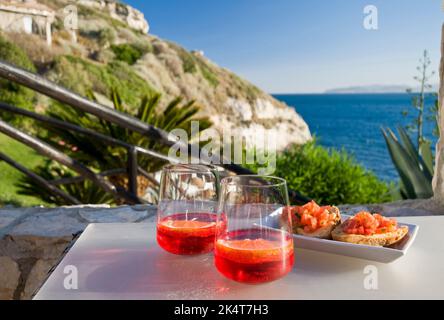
(214, 175, 294, 284)
(156, 164, 222, 255)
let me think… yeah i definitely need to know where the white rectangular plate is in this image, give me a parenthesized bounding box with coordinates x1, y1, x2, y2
(269, 213, 419, 263)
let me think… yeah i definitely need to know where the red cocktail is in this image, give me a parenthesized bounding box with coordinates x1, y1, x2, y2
(214, 228, 294, 284)
(157, 212, 218, 255)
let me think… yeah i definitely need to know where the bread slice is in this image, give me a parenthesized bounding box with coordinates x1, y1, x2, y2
(293, 206, 341, 239)
(331, 220, 409, 247)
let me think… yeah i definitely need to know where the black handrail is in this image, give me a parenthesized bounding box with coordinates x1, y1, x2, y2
(0, 151, 81, 205)
(0, 102, 174, 162)
(0, 119, 142, 204)
(0, 60, 250, 174)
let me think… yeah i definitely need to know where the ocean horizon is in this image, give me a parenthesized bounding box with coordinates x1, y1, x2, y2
(274, 93, 438, 182)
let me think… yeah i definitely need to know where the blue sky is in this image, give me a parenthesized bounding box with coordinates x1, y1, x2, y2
(125, 0, 443, 93)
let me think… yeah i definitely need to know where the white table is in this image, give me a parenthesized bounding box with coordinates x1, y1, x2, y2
(34, 216, 444, 300)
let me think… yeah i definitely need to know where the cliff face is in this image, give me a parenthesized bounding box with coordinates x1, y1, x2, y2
(77, 0, 149, 34)
(4, 0, 311, 150)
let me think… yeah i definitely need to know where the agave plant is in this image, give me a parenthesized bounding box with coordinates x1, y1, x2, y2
(18, 90, 212, 205)
(381, 126, 434, 199)
(42, 89, 212, 172)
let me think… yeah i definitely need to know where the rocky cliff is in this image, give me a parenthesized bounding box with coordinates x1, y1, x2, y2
(3, 0, 311, 150)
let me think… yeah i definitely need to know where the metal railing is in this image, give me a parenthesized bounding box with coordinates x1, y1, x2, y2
(0, 60, 310, 205)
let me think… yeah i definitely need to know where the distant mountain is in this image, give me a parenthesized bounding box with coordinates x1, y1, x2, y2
(325, 84, 439, 94)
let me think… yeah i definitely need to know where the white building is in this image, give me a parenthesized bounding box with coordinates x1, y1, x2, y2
(0, 0, 55, 46)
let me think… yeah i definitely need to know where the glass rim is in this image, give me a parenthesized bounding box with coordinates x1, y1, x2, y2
(220, 175, 287, 188)
(162, 164, 222, 174)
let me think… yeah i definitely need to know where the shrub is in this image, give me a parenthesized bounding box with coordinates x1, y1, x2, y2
(231, 74, 260, 101)
(246, 141, 393, 205)
(50, 55, 156, 106)
(182, 53, 197, 73)
(18, 90, 212, 205)
(197, 59, 219, 87)
(111, 43, 144, 65)
(98, 28, 116, 48)
(170, 44, 197, 73)
(0, 34, 37, 124)
(0, 34, 35, 71)
(4, 32, 56, 66)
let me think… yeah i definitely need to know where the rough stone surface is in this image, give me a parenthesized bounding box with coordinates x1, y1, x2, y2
(0, 235, 73, 261)
(339, 199, 444, 217)
(21, 259, 58, 300)
(0, 256, 20, 300)
(433, 24, 444, 205)
(0, 205, 157, 300)
(77, 0, 149, 33)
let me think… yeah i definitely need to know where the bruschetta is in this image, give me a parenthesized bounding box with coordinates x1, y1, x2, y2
(331, 211, 408, 247)
(284, 201, 341, 239)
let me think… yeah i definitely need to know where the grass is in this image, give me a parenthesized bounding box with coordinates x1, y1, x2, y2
(52, 55, 157, 107)
(197, 59, 219, 87)
(232, 74, 261, 101)
(0, 133, 50, 207)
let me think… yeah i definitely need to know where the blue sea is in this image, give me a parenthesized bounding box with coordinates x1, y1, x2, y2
(274, 93, 438, 182)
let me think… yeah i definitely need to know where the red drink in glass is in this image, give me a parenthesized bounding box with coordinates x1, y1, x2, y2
(157, 212, 218, 255)
(214, 228, 294, 284)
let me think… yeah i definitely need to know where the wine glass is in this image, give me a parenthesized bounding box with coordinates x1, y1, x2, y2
(214, 175, 294, 283)
(156, 164, 222, 255)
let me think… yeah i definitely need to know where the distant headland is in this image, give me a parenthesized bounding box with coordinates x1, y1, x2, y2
(324, 84, 439, 94)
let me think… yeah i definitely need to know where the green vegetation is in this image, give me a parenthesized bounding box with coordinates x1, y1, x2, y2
(18, 90, 212, 205)
(247, 141, 393, 205)
(231, 74, 261, 101)
(97, 28, 116, 48)
(385, 50, 437, 200)
(0, 134, 48, 207)
(196, 59, 219, 87)
(171, 43, 219, 86)
(52, 55, 156, 106)
(0, 35, 44, 206)
(17, 160, 114, 205)
(77, 4, 127, 30)
(110, 43, 145, 65)
(0, 35, 37, 124)
(382, 127, 433, 199)
(78, 28, 116, 48)
(180, 52, 198, 73)
(165, 42, 198, 73)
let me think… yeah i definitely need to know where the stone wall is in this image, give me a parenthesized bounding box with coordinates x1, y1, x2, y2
(0, 205, 156, 300)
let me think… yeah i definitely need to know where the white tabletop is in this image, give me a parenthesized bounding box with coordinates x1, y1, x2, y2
(34, 216, 444, 300)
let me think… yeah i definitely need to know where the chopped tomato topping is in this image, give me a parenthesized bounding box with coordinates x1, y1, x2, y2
(342, 211, 398, 235)
(285, 201, 337, 233)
